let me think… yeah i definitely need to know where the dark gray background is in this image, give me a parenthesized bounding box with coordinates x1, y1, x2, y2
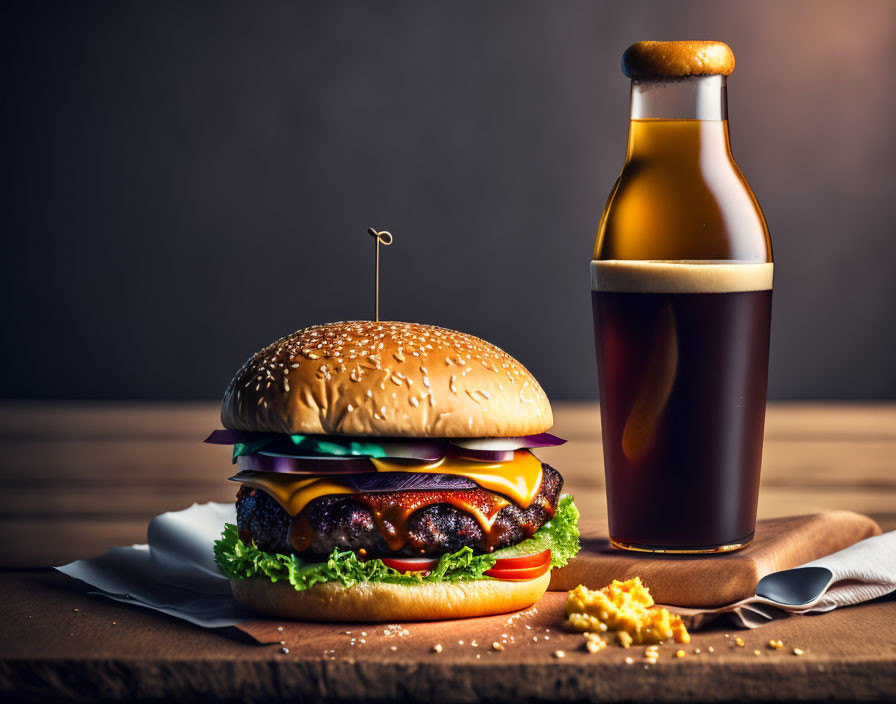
(3, 0, 895, 401)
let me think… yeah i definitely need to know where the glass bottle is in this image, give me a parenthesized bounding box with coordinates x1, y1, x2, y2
(592, 41, 773, 552)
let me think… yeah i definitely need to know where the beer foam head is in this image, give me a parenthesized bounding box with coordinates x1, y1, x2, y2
(591, 260, 773, 294)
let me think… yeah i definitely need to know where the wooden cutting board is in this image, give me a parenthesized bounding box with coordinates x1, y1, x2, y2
(549, 511, 881, 607)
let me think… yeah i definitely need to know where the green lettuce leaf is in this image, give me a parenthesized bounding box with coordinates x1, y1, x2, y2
(232, 434, 390, 462)
(232, 438, 272, 463)
(214, 496, 580, 591)
(307, 439, 389, 458)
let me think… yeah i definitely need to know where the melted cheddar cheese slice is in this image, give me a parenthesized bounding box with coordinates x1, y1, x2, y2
(234, 474, 354, 517)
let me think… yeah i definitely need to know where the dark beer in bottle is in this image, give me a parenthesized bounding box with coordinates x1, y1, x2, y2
(592, 42, 773, 553)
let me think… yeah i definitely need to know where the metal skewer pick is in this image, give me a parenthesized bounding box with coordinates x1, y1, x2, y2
(367, 227, 393, 322)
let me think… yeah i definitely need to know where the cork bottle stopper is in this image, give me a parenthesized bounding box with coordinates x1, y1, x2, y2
(622, 41, 735, 79)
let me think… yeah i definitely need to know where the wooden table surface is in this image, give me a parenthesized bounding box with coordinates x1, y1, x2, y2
(1, 402, 894, 702)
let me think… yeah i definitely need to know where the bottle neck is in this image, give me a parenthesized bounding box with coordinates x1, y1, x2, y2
(626, 75, 732, 161)
(630, 75, 728, 120)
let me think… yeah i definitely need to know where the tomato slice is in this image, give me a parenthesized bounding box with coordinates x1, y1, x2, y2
(381, 556, 440, 573)
(491, 549, 551, 571)
(485, 561, 551, 581)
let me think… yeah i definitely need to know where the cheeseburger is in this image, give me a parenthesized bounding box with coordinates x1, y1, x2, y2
(209, 321, 579, 621)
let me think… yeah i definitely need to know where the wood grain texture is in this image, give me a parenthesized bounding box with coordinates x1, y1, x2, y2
(550, 512, 882, 605)
(1, 571, 894, 703)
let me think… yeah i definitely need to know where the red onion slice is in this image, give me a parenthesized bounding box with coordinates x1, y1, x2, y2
(343, 472, 478, 492)
(376, 441, 447, 461)
(236, 454, 374, 475)
(205, 429, 268, 444)
(519, 432, 567, 447)
(230, 469, 479, 492)
(449, 433, 566, 452)
(454, 447, 516, 463)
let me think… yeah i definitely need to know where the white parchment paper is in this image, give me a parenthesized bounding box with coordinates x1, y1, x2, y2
(57, 502, 253, 628)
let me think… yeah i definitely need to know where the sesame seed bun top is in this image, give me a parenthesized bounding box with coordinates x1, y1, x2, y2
(622, 41, 735, 79)
(221, 321, 553, 437)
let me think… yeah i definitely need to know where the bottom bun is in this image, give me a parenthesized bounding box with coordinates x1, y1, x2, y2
(231, 572, 551, 622)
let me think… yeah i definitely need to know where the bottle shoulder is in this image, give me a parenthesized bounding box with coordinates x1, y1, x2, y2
(595, 120, 772, 262)
(594, 159, 771, 262)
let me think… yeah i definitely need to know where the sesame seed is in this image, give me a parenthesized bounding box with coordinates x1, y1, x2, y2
(553, 650, 566, 659)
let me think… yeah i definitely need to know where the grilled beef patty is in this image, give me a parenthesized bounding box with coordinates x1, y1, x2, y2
(236, 463, 563, 558)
